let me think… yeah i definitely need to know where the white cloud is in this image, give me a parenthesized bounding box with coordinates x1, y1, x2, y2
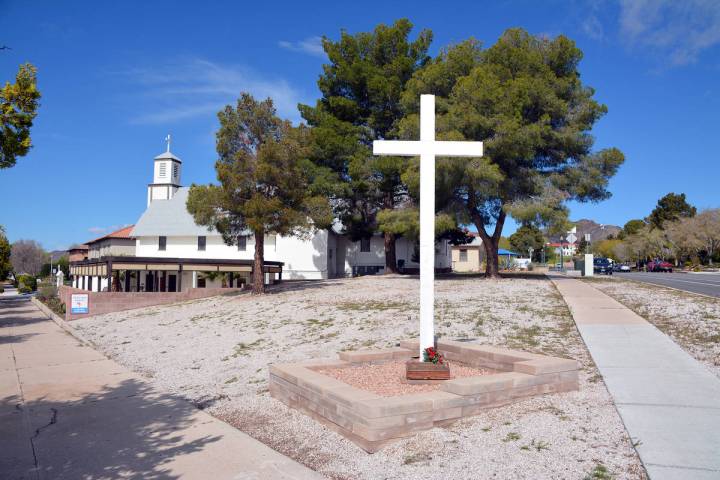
(278, 36, 325, 57)
(117, 58, 308, 124)
(619, 0, 720, 66)
(581, 15, 604, 41)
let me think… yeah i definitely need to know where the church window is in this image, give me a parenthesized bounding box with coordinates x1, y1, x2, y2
(159, 236, 166, 251)
(237, 235, 247, 251)
(159, 163, 167, 177)
(198, 236, 206, 251)
(360, 237, 371, 252)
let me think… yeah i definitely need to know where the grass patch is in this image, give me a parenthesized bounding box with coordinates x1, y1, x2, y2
(583, 463, 614, 480)
(337, 301, 410, 312)
(506, 325, 544, 348)
(231, 339, 267, 357)
(502, 432, 521, 442)
(403, 452, 431, 465)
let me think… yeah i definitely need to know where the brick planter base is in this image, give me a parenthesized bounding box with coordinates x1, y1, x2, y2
(406, 359, 450, 380)
(269, 339, 579, 452)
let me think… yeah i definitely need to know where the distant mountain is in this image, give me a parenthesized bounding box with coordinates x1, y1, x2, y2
(48, 250, 68, 262)
(547, 219, 621, 243)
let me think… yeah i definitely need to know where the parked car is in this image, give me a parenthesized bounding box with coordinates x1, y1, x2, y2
(613, 263, 631, 272)
(593, 257, 613, 275)
(647, 260, 673, 273)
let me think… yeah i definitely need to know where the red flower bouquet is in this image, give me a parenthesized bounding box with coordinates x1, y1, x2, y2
(422, 347, 444, 364)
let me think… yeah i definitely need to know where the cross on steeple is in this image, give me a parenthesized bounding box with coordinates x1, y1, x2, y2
(373, 95, 483, 356)
(165, 134, 171, 153)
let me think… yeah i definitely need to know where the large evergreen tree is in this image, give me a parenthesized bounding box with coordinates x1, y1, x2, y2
(648, 192, 696, 229)
(509, 224, 546, 260)
(300, 19, 432, 273)
(1, 63, 41, 169)
(400, 31, 624, 277)
(187, 93, 332, 294)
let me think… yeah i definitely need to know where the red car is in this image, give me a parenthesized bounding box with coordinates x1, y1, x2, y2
(647, 260, 673, 273)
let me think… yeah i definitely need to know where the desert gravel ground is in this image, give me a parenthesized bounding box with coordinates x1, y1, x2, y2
(585, 276, 720, 378)
(73, 274, 646, 480)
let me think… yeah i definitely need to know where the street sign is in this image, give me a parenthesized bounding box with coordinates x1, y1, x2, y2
(566, 233, 577, 244)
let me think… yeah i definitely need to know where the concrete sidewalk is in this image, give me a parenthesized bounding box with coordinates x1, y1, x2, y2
(0, 296, 325, 480)
(551, 276, 720, 480)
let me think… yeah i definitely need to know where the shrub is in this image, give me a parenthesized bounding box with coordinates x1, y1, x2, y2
(17, 274, 37, 291)
(527, 263, 534, 271)
(0, 285, 4, 294)
(18, 285, 32, 294)
(43, 296, 66, 316)
(37, 285, 57, 301)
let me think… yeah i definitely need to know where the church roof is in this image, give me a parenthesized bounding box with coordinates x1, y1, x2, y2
(154, 150, 182, 162)
(85, 225, 135, 245)
(131, 188, 215, 237)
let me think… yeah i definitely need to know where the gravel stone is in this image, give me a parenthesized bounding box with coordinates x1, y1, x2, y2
(73, 275, 646, 480)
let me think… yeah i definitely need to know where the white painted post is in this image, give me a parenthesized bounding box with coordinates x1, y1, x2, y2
(584, 254, 594, 277)
(192, 271, 198, 289)
(419, 95, 436, 357)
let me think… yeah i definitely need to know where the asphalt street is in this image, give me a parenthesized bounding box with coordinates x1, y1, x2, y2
(618, 271, 720, 298)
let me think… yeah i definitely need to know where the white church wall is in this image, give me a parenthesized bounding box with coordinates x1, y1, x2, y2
(276, 230, 329, 280)
(135, 229, 330, 279)
(339, 235, 452, 274)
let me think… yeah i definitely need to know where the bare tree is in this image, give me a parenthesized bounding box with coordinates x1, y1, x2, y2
(10, 239, 46, 276)
(692, 209, 720, 265)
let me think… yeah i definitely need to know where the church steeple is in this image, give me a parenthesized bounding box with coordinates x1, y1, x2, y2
(147, 134, 182, 206)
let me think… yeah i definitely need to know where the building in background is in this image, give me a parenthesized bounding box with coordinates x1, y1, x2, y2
(452, 235, 484, 272)
(69, 145, 452, 292)
(67, 245, 89, 262)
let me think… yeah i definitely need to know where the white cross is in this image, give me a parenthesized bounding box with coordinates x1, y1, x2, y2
(373, 95, 483, 357)
(165, 134, 171, 153)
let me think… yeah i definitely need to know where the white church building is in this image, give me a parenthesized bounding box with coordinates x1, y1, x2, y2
(69, 146, 451, 292)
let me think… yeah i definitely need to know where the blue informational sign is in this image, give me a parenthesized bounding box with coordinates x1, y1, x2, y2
(70, 294, 89, 314)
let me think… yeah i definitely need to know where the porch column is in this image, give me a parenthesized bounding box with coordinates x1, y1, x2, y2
(192, 271, 198, 289)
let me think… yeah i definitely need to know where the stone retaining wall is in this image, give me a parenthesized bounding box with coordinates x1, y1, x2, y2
(269, 339, 579, 452)
(58, 286, 245, 321)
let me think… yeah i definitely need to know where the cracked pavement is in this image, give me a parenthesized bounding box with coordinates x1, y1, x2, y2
(0, 296, 325, 480)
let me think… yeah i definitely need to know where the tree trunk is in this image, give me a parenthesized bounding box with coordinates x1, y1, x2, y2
(384, 232, 399, 274)
(252, 230, 265, 295)
(473, 210, 506, 279)
(483, 237, 501, 278)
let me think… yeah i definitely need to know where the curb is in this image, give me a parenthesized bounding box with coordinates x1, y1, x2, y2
(30, 297, 89, 343)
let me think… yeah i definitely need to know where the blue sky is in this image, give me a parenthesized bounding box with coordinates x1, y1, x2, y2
(1, 0, 718, 250)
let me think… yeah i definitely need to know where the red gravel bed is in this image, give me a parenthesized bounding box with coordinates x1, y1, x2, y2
(318, 360, 491, 397)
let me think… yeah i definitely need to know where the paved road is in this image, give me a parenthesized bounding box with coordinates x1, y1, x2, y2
(552, 276, 720, 480)
(1, 296, 324, 480)
(617, 271, 720, 298)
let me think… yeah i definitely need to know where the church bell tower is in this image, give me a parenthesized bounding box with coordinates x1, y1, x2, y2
(147, 134, 182, 206)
